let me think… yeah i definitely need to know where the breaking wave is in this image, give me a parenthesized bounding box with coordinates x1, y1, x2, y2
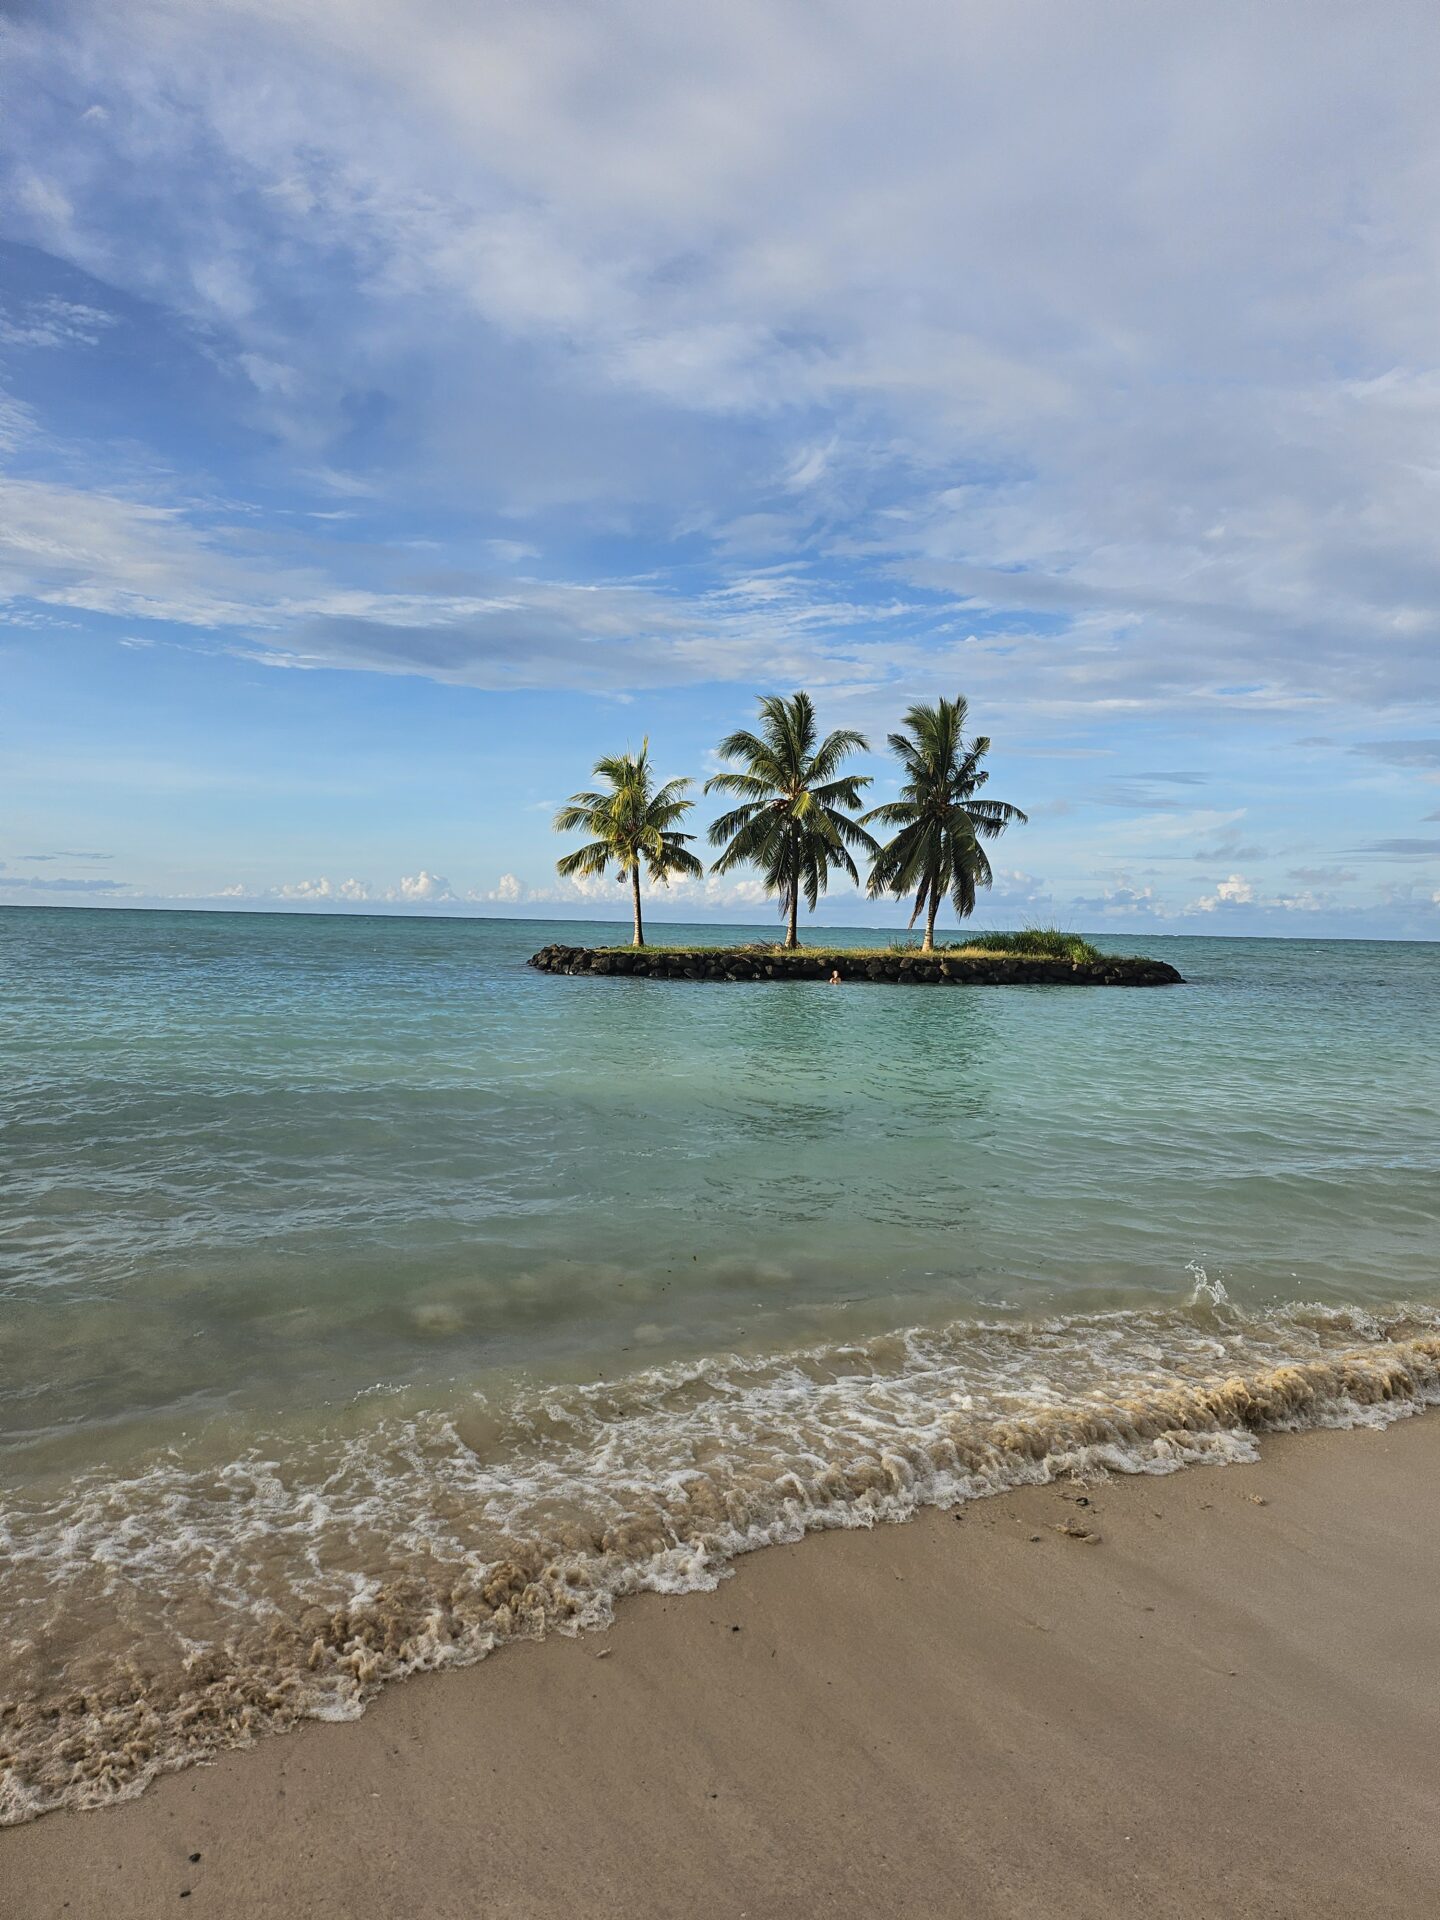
(4, 1299, 1439, 1824)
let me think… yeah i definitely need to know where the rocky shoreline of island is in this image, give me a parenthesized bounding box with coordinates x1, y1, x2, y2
(528, 943, 1184, 987)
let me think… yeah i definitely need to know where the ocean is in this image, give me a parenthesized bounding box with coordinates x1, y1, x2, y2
(2, 906, 1437, 1821)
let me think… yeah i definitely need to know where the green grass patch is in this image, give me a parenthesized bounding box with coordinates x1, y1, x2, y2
(589, 925, 1105, 963)
(943, 926, 1103, 964)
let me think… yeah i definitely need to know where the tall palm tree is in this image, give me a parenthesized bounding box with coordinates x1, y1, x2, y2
(553, 741, 702, 947)
(863, 695, 1027, 952)
(705, 691, 875, 949)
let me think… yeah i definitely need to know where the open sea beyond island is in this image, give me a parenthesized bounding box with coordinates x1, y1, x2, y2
(3, 905, 1438, 1822)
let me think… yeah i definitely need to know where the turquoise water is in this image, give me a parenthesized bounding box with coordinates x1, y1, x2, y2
(2, 907, 1438, 1819)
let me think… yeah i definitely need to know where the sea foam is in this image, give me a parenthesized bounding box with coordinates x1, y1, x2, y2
(4, 1299, 1439, 1825)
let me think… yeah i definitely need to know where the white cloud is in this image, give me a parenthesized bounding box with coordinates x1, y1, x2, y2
(0, 471, 927, 694)
(236, 872, 456, 905)
(0, 295, 116, 349)
(989, 867, 1052, 909)
(1070, 882, 1164, 919)
(0, 395, 38, 455)
(1195, 874, 1256, 912)
(13, 450, 1424, 712)
(3, 2, 1440, 714)
(394, 869, 455, 902)
(0, 476, 297, 629)
(275, 876, 373, 901)
(698, 876, 773, 909)
(236, 352, 298, 396)
(1190, 873, 1343, 916)
(9, 169, 73, 235)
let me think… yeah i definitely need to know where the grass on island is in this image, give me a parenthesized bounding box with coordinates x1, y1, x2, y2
(587, 925, 1107, 964)
(938, 927, 1103, 963)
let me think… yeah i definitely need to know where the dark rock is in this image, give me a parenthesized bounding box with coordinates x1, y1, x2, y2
(528, 946, 1184, 988)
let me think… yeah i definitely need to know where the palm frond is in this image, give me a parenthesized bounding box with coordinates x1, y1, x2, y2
(704, 769, 776, 801)
(555, 840, 616, 879)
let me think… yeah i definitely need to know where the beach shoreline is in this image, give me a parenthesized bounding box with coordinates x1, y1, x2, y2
(7, 1411, 1439, 1919)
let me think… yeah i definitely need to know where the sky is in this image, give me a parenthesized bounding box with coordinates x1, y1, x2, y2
(2, 0, 1439, 938)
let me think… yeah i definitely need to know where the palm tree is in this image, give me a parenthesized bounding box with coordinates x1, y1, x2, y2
(553, 741, 702, 947)
(704, 692, 875, 949)
(863, 695, 1027, 952)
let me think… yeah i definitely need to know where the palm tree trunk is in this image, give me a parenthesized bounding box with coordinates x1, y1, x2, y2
(631, 865, 644, 947)
(786, 884, 799, 950)
(923, 893, 938, 953)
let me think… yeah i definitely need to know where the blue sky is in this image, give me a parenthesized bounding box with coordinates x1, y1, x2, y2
(2, 0, 1439, 937)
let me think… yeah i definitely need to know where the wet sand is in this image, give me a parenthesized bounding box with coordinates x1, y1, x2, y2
(6, 1412, 1440, 1919)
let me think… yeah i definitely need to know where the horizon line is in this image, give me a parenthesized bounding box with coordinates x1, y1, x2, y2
(1, 900, 1435, 946)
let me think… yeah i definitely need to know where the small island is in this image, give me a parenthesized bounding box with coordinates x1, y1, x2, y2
(541, 689, 1183, 985)
(529, 934, 1183, 988)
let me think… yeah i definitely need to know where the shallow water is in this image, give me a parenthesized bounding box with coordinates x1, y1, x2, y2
(2, 908, 1437, 1818)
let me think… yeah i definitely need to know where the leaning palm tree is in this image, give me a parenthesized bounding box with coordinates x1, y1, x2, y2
(863, 695, 1027, 952)
(705, 692, 875, 949)
(553, 741, 702, 947)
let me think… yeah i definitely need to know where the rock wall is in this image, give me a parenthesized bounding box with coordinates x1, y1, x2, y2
(528, 945, 1184, 987)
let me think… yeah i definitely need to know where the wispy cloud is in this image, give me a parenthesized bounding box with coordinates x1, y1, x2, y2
(2, 874, 127, 893)
(2, 2, 1439, 712)
(17, 849, 112, 861)
(1351, 741, 1440, 769)
(0, 294, 115, 349)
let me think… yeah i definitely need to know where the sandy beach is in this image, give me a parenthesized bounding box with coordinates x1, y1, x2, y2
(6, 1411, 1438, 1920)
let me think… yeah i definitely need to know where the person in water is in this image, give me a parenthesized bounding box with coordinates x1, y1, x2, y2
(828, 968, 843, 985)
